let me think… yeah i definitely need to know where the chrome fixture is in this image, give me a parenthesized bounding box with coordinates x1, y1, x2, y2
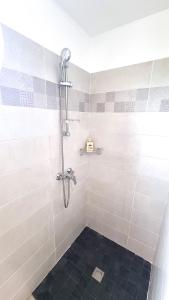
(56, 168, 77, 185)
(58, 48, 72, 137)
(57, 48, 77, 208)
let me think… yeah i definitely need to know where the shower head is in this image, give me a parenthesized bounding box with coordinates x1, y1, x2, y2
(60, 48, 71, 68)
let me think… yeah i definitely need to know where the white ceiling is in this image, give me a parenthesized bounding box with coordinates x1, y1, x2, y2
(56, 0, 169, 36)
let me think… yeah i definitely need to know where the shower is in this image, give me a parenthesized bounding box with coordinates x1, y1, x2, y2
(56, 48, 77, 208)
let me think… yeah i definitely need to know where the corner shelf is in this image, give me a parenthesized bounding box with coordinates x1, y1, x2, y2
(80, 147, 103, 156)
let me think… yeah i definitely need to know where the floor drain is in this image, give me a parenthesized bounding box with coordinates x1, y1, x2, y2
(92, 267, 104, 283)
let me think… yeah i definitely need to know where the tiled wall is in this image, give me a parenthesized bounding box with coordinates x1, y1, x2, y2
(87, 59, 169, 263)
(0, 25, 90, 300)
(148, 202, 169, 300)
(90, 59, 169, 112)
(0, 25, 90, 112)
(1, 22, 169, 300)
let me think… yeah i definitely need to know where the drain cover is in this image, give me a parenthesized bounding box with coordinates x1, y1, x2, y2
(92, 267, 104, 283)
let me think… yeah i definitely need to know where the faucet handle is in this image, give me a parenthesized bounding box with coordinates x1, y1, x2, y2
(67, 168, 73, 174)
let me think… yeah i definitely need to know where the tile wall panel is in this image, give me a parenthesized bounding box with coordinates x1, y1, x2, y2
(1, 21, 169, 300)
(86, 112, 169, 263)
(0, 24, 89, 300)
(87, 59, 169, 263)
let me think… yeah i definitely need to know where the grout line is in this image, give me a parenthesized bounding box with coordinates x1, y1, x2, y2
(88, 201, 131, 224)
(146, 60, 155, 112)
(129, 236, 156, 251)
(0, 237, 54, 290)
(6, 216, 85, 298)
(0, 200, 52, 239)
(10, 250, 55, 300)
(87, 214, 156, 259)
(87, 189, 162, 235)
(0, 221, 51, 265)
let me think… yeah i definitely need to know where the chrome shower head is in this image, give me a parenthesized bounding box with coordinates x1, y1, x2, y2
(60, 48, 71, 68)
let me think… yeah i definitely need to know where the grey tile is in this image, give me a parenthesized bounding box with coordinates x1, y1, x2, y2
(135, 100, 147, 112)
(47, 96, 59, 110)
(106, 92, 115, 102)
(46, 81, 57, 97)
(97, 103, 105, 112)
(69, 62, 90, 93)
(114, 101, 135, 112)
(160, 99, 169, 112)
(69, 89, 87, 104)
(33, 93, 47, 108)
(105, 102, 114, 112)
(150, 87, 169, 100)
(94, 93, 106, 103)
(1, 86, 20, 106)
(147, 99, 161, 112)
(148, 87, 169, 112)
(79, 102, 85, 112)
(2, 25, 22, 71)
(33, 77, 45, 94)
(90, 94, 97, 112)
(0, 68, 33, 91)
(69, 89, 83, 111)
(77, 90, 86, 102)
(136, 88, 149, 101)
(84, 93, 90, 103)
(20, 73, 34, 91)
(0, 68, 20, 89)
(151, 58, 169, 87)
(44, 48, 60, 83)
(115, 90, 136, 102)
(0, 88, 2, 104)
(69, 98, 79, 111)
(19, 90, 33, 106)
(2, 25, 45, 78)
(84, 102, 90, 112)
(79, 91, 89, 103)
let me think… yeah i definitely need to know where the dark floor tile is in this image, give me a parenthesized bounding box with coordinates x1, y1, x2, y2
(33, 227, 151, 300)
(85, 278, 101, 298)
(33, 291, 54, 300)
(118, 288, 136, 300)
(82, 291, 96, 300)
(121, 280, 138, 298)
(55, 277, 78, 300)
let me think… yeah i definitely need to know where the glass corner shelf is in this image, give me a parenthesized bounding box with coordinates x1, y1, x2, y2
(80, 147, 103, 156)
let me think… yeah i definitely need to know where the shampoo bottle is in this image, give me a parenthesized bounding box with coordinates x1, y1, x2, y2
(86, 138, 94, 153)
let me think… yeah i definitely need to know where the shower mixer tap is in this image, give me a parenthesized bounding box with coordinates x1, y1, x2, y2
(66, 168, 77, 185)
(56, 168, 77, 185)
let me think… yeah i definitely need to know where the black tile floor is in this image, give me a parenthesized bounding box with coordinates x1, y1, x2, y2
(33, 227, 151, 300)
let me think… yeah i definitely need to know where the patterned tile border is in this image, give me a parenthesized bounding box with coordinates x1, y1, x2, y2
(0, 67, 90, 112)
(1, 24, 169, 113)
(91, 87, 169, 112)
(1, 68, 169, 113)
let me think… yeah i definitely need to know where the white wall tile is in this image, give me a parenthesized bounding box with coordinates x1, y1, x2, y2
(0, 224, 53, 286)
(86, 110, 169, 263)
(0, 203, 52, 263)
(91, 61, 152, 93)
(132, 210, 162, 235)
(12, 252, 56, 300)
(130, 225, 159, 249)
(151, 58, 169, 87)
(0, 105, 89, 299)
(0, 240, 54, 299)
(127, 238, 155, 263)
